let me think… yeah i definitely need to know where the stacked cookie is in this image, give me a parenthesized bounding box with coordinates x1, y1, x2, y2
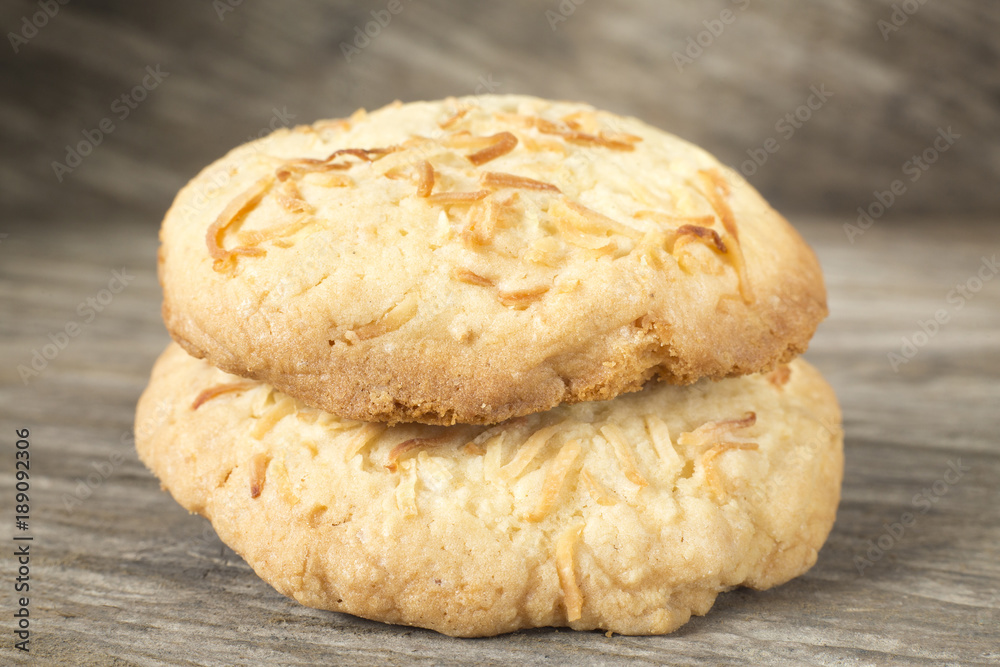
(137, 95, 842, 637)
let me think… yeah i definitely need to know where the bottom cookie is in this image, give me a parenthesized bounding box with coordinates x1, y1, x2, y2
(135, 343, 843, 637)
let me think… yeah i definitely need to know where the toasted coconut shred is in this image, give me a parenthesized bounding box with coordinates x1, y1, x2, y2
(678, 412, 757, 446)
(466, 132, 518, 166)
(702, 442, 760, 497)
(322, 146, 398, 165)
(497, 285, 550, 309)
(677, 412, 759, 498)
(346, 292, 419, 343)
(482, 171, 561, 193)
(580, 468, 618, 506)
(560, 199, 642, 239)
(643, 414, 681, 468)
(767, 364, 792, 388)
(344, 423, 387, 463)
(441, 131, 494, 149)
(461, 197, 502, 246)
(598, 424, 649, 488)
(191, 381, 257, 410)
(395, 459, 418, 517)
(454, 267, 494, 287)
(526, 439, 581, 522)
(251, 397, 296, 440)
(427, 190, 490, 205)
(635, 210, 717, 227)
(499, 423, 562, 482)
(275, 179, 313, 213)
(385, 427, 476, 472)
(206, 175, 274, 269)
(386, 437, 442, 472)
(415, 160, 435, 197)
(437, 106, 469, 129)
(556, 523, 586, 622)
(675, 224, 727, 253)
(694, 169, 754, 303)
(248, 453, 269, 499)
(533, 116, 641, 151)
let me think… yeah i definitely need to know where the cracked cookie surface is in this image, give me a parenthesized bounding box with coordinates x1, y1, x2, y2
(159, 95, 828, 424)
(136, 342, 843, 637)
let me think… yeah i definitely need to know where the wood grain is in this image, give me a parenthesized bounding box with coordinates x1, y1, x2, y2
(1, 220, 998, 666)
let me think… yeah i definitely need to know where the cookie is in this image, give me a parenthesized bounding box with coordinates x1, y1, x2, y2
(135, 343, 843, 637)
(159, 96, 827, 424)
(158, 95, 827, 425)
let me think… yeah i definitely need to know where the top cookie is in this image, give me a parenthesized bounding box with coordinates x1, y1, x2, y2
(160, 95, 827, 425)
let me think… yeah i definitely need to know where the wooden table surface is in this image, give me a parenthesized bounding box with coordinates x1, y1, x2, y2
(2, 1, 999, 664)
(1, 217, 998, 666)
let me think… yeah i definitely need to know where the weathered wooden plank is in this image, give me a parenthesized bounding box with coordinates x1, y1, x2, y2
(1, 217, 997, 665)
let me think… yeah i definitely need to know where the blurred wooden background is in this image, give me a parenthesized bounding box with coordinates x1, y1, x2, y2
(1, 0, 998, 229)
